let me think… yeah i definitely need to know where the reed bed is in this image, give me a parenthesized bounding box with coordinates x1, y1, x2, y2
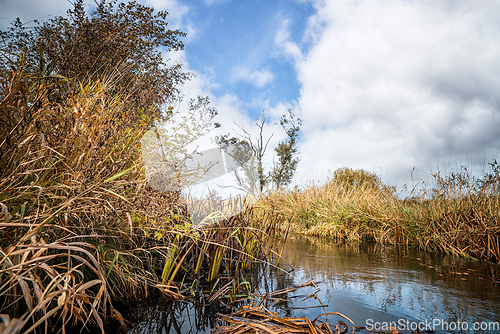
(252, 167, 500, 264)
(0, 51, 278, 333)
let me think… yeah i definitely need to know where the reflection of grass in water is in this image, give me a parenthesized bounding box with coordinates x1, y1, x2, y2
(279, 234, 500, 331)
(108, 299, 220, 334)
(253, 167, 500, 264)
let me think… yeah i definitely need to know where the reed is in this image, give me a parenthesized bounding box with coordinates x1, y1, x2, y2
(0, 50, 278, 333)
(214, 281, 356, 334)
(253, 167, 500, 264)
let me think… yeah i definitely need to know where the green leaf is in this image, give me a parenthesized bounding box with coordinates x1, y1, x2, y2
(103, 165, 135, 183)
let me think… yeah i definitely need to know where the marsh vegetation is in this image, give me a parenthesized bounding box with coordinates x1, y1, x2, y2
(1, 1, 499, 333)
(253, 167, 500, 264)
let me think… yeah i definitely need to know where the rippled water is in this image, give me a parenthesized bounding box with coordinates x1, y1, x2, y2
(274, 235, 500, 333)
(110, 235, 500, 334)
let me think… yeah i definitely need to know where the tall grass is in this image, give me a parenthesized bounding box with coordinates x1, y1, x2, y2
(253, 167, 500, 264)
(0, 51, 278, 333)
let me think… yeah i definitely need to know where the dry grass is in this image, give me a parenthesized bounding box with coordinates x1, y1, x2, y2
(0, 50, 279, 333)
(253, 167, 500, 264)
(215, 306, 355, 334)
(0, 238, 122, 334)
(214, 281, 356, 334)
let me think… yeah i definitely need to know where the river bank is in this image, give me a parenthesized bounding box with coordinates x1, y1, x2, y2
(252, 167, 500, 264)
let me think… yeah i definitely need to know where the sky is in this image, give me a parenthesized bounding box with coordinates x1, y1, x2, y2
(2, 0, 500, 195)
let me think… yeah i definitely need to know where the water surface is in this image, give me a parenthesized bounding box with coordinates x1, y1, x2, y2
(274, 235, 500, 333)
(114, 235, 500, 333)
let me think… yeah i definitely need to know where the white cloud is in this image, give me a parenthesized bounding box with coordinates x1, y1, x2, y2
(143, 0, 189, 21)
(233, 67, 275, 88)
(275, 20, 304, 63)
(291, 0, 500, 190)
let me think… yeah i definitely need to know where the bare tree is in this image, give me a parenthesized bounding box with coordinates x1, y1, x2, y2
(216, 110, 301, 194)
(216, 113, 273, 195)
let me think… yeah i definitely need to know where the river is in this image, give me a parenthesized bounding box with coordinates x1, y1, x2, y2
(110, 234, 500, 334)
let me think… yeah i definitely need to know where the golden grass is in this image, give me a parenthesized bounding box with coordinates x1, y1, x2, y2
(0, 50, 279, 333)
(252, 167, 500, 264)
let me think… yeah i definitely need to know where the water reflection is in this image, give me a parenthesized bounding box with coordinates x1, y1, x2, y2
(279, 234, 500, 333)
(110, 300, 218, 334)
(112, 235, 500, 334)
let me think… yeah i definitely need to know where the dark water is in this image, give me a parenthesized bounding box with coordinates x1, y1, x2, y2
(111, 235, 500, 334)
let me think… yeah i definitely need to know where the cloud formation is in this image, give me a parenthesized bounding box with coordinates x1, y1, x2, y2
(275, 20, 304, 63)
(233, 67, 275, 88)
(285, 0, 500, 190)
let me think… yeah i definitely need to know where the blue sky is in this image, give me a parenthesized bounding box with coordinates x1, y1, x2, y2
(179, 0, 313, 118)
(2, 0, 500, 194)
